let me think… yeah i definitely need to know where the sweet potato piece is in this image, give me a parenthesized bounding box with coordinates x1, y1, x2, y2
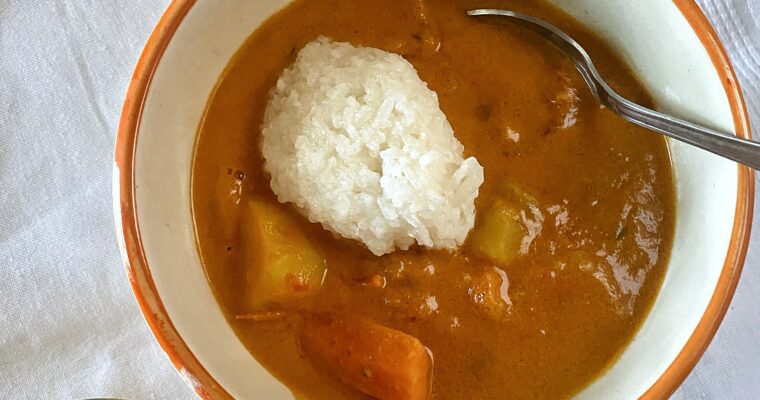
(300, 313, 432, 400)
(242, 199, 326, 309)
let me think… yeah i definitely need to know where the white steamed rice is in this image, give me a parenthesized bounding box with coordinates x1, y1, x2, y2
(261, 37, 484, 256)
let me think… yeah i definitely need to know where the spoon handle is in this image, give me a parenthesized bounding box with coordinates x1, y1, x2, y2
(610, 97, 760, 170)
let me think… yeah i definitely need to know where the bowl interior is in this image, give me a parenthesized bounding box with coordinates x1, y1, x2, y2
(130, 0, 740, 398)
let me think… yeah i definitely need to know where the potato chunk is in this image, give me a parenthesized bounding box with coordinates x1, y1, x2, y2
(469, 198, 524, 265)
(300, 313, 432, 400)
(468, 184, 543, 266)
(242, 199, 326, 309)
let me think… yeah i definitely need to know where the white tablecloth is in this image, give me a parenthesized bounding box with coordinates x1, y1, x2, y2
(0, 1, 758, 399)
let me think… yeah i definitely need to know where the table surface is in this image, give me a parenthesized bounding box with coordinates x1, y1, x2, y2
(1, 0, 758, 399)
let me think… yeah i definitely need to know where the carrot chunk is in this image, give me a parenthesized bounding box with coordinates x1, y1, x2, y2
(300, 313, 432, 400)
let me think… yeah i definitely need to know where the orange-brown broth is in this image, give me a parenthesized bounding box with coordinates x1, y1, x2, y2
(192, 1, 676, 399)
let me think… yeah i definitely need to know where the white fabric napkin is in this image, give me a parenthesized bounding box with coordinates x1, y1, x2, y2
(0, 0, 757, 399)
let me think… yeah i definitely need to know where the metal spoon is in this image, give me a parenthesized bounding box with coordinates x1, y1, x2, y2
(467, 9, 760, 170)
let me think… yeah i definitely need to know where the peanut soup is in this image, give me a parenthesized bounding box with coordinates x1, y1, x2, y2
(191, 1, 676, 399)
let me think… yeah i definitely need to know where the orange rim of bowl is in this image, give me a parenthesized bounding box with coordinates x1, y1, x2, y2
(114, 1, 753, 399)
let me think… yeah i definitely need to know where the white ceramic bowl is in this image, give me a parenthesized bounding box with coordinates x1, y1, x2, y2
(114, 1, 754, 399)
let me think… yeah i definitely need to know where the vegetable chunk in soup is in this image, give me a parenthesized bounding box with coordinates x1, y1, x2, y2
(191, 0, 675, 399)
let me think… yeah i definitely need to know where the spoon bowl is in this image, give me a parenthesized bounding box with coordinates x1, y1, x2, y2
(468, 9, 760, 170)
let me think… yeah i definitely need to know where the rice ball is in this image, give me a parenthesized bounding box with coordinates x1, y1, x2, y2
(261, 37, 484, 256)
